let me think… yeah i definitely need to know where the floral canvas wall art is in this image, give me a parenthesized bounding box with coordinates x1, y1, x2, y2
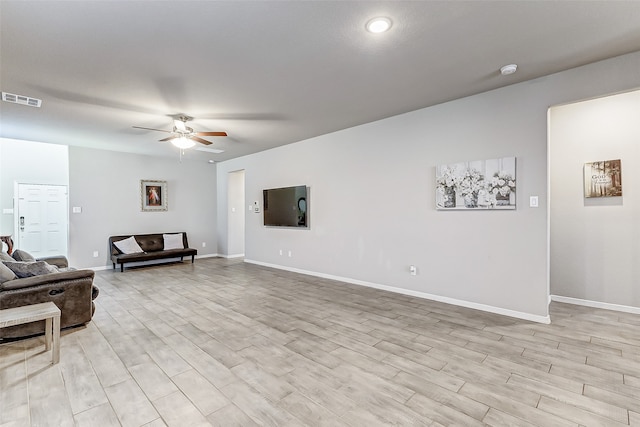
(436, 157, 516, 210)
(584, 159, 622, 198)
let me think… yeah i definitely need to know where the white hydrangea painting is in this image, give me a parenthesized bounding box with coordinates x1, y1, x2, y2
(436, 157, 516, 210)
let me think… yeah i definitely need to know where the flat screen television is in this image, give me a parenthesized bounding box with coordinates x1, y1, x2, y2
(263, 185, 308, 228)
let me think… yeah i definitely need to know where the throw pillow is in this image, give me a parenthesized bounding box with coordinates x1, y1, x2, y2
(3, 261, 59, 278)
(12, 249, 36, 262)
(163, 233, 184, 250)
(0, 262, 17, 283)
(113, 236, 144, 254)
(0, 252, 14, 262)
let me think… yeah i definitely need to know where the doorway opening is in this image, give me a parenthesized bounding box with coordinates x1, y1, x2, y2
(227, 170, 245, 257)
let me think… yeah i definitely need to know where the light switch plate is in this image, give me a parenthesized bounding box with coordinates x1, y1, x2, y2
(72, 206, 82, 213)
(529, 196, 539, 208)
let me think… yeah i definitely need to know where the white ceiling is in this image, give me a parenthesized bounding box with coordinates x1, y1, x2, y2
(2, 1, 640, 162)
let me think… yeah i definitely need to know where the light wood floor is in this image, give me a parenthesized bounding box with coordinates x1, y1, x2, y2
(2, 258, 640, 427)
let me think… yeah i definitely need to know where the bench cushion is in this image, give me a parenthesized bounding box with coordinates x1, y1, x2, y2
(113, 236, 144, 254)
(163, 233, 184, 250)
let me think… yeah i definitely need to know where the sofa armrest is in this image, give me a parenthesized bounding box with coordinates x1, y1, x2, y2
(36, 255, 69, 268)
(0, 269, 95, 291)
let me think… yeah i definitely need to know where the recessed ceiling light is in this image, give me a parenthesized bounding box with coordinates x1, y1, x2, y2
(500, 64, 518, 76)
(366, 17, 392, 33)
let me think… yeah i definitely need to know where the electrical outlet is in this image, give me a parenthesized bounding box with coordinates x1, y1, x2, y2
(93, 251, 99, 258)
(288, 250, 292, 258)
(409, 265, 417, 276)
(202, 242, 206, 248)
(279, 249, 283, 256)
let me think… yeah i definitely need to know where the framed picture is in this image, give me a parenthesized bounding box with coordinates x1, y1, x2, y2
(584, 159, 622, 198)
(141, 180, 167, 211)
(436, 156, 516, 210)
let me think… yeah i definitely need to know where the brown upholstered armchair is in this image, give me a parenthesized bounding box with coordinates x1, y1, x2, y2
(0, 255, 99, 339)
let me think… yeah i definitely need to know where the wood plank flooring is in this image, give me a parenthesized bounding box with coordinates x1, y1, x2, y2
(2, 258, 640, 426)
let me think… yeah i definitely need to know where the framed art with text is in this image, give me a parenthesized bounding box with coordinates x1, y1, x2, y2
(584, 159, 622, 198)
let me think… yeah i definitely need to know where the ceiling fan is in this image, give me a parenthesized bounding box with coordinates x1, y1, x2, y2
(133, 115, 227, 149)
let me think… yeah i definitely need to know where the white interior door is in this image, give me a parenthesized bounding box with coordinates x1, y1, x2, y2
(17, 184, 68, 258)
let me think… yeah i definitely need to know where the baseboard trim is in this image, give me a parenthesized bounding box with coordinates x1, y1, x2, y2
(197, 253, 220, 259)
(245, 259, 550, 324)
(219, 253, 245, 259)
(551, 295, 640, 315)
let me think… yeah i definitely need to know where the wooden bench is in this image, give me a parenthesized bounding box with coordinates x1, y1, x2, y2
(0, 302, 61, 364)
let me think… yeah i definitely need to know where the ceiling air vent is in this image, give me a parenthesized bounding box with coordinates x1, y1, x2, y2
(2, 92, 42, 108)
(195, 146, 225, 154)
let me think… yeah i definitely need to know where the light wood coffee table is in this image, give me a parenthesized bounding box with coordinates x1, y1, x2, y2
(0, 302, 61, 364)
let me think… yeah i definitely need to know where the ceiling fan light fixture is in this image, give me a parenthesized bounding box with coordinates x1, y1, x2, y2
(366, 17, 392, 33)
(171, 136, 196, 149)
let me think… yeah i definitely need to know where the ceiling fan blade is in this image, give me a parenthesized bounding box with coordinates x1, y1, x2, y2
(132, 126, 171, 133)
(196, 131, 228, 137)
(192, 136, 213, 146)
(158, 136, 175, 142)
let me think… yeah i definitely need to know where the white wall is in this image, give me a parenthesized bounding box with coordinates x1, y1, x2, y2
(550, 89, 640, 309)
(217, 50, 640, 322)
(0, 138, 68, 236)
(68, 146, 217, 268)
